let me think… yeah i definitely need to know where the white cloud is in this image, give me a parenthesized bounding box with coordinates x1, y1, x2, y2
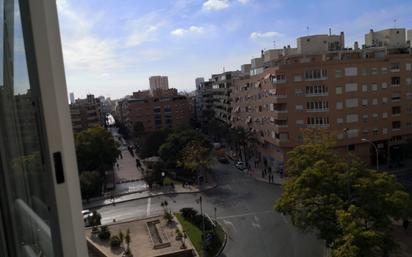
(57, 1, 122, 73)
(171, 26, 205, 36)
(237, 0, 250, 4)
(250, 31, 281, 40)
(203, 0, 229, 11)
(125, 13, 167, 47)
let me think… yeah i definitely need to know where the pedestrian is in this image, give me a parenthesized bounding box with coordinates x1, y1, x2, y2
(120, 152, 123, 159)
(116, 163, 119, 169)
(403, 218, 410, 232)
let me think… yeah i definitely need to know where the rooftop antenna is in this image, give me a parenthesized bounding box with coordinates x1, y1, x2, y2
(394, 19, 397, 28)
(273, 40, 276, 49)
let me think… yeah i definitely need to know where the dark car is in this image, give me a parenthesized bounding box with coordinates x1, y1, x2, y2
(218, 157, 229, 164)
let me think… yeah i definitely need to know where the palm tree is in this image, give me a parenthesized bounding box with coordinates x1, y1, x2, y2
(124, 229, 132, 256)
(118, 230, 124, 250)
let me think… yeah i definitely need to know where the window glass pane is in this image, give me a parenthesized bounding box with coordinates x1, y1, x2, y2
(0, 0, 57, 256)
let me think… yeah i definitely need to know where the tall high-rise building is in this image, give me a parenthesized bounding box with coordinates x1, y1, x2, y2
(0, 0, 87, 256)
(149, 75, 169, 92)
(69, 92, 75, 104)
(195, 77, 204, 90)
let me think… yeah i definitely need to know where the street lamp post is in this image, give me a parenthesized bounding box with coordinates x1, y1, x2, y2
(161, 172, 165, 186)
(197, 196, 206, 257)
(362, 138, 379, 171)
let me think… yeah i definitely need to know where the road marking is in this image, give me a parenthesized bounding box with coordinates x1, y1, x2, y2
(281, 213, 288, 224)
(252, 215, 261, 229)
(251, 221, 261, 229)
(223, 219, 237, 233)
(146, 198, 151, 216)
(217, 210, 273, 220)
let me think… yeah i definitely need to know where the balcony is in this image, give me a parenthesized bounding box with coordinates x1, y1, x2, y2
(305, 93, 329, 97)
(306, 108, 329, 113)
(307, 124, 330, 128)
(272, 95, 288, 103)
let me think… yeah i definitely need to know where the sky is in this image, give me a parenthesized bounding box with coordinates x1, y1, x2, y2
(57, 0, 412, 99)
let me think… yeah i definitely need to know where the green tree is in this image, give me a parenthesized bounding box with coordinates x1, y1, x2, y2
(79, 171, 103, 199)
(74, 126, 120, 174)
(229, 127, 257, 162)
(132, 121, 145, 138)
(207, 118, 226, 141)
(139, 129, 172, 158)
(124, 229, 131, 255)
(178, 141, 212, 174)
(116, 122, 130, 139)
(275, 129, 411, 257)
(159, 129, 208, 168)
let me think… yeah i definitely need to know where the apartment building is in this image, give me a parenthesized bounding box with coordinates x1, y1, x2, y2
(195, 80, 214, 129)
(149, 75, 169, 93)
(209, 71, 242, 125)
(118, 88, 190, 133)
(365, 28, 408, 49)
(232, 29, 412, 172)
(69, 94, 102, 133)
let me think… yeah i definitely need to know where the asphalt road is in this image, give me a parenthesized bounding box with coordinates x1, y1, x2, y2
(96, 161, 324, 257)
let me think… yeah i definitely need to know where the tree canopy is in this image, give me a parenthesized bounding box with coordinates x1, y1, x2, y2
(133, 121, 145, 138)
(139, 129, 172, 158)
(159, 129, 209, 168)
(229, 126, 258, 162)
(178, 141, 212, 173)
(275, 129, 412, 257)
(74, 126, 120, 173)
(79, 171, 103, 199)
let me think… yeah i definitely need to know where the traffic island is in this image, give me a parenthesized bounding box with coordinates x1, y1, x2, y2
(85, 215, 197, 257)
(175, 208, 226, 257)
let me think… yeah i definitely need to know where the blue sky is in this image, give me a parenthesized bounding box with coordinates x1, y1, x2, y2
(57, 0, 412, 99)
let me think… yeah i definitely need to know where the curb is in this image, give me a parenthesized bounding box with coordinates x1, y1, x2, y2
(84, 183, 219, 209)
(239, 169, 285, 186)
(215, 221, 228, 257)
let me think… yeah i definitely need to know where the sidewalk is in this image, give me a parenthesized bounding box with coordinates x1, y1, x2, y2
(247, 167, 286, 185)
(225, 150, 286, 185)
(83, 179, 218, 209)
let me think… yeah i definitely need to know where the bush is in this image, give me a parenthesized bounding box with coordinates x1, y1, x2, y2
(164, 211, 174, 223)
(175, 229, 183, 240)
(110, 235, 121, 248)
(180, 208, 198, 221)
(98, 225, 111, 240)
(192, 214, 214, 230)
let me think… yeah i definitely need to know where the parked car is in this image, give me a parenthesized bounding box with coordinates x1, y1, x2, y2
(82, 209, 91, 217)
(218, 157, 229, 164)
(82, 210, 93, 227)
(235, 161, 246, 170)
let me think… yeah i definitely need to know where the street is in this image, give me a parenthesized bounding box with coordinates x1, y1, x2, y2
(96, 160, 324, 257)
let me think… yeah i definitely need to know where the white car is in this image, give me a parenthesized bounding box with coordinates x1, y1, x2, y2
(81, 209, 91, 218)
(235, 161, 246, 170)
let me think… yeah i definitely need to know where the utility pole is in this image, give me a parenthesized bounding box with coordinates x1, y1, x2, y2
(198, 196, 206, 257)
